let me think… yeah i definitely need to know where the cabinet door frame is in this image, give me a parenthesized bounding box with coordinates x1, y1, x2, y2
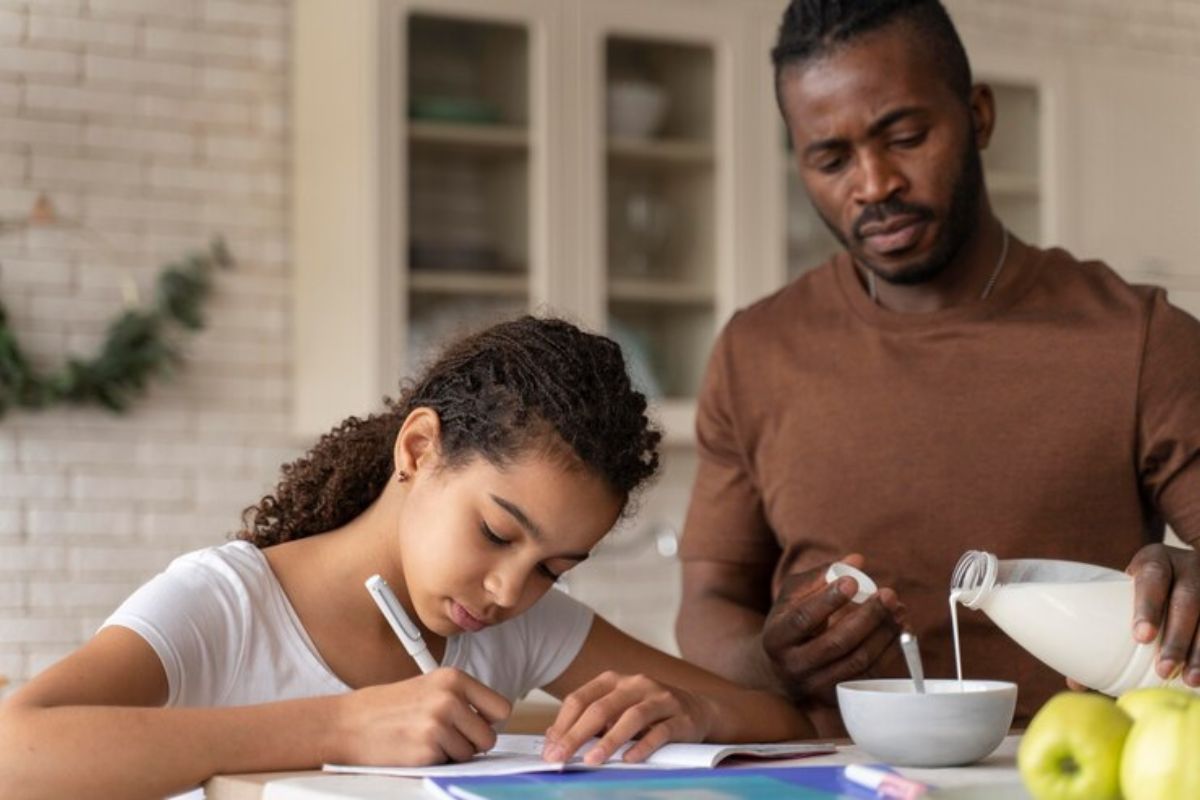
(745, 1, 791, 304)
(959, 30, 1070, 250)
(292, 0, 561, 436)
(388, 0, 564, 398)
(572, 0, 744, 331)
(293, 0, 389, 436)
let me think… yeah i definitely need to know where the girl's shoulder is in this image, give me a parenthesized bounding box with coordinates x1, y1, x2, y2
(106, 539, 345, 706)
(161, 540, 272, 587)
(112, 540, 277, 628)
(133, 540, 285, 627)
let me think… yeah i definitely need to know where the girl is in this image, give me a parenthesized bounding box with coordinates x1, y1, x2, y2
(0, 316, 813, 800)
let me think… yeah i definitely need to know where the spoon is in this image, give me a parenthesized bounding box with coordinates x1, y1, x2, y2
(899, 631, 926, 694)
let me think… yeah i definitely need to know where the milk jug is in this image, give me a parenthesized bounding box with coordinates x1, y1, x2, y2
(950, 550, 1199, 697)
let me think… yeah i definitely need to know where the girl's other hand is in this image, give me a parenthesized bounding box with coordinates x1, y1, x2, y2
(329, 667, 511, 766)
(541, 671, 715, 765)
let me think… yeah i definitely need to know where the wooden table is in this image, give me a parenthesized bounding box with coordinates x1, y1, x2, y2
(206, 735, 1032, 799)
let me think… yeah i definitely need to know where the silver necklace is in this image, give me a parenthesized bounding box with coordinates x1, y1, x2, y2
(868, 227, 1010, 305)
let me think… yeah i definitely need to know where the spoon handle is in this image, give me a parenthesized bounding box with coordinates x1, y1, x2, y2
(900, 631, 926, 693)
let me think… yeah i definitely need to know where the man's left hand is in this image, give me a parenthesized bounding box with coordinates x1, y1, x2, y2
(1127, 543, 1200, 686)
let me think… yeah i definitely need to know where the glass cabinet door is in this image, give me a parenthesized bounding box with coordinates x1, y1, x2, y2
(982, 81, 1041, 245)
(402, 13, 535, 366)
(783, 133, 840, 281)
(603, 35, 717, 402)
(576, 0, 740, 443)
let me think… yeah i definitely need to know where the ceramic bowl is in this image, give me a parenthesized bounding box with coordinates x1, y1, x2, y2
(606, 80, 668, 139)
(837, 679, 1017, 767)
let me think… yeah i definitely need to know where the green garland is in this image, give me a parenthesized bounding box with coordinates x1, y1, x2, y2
(0, 238, 233, 418)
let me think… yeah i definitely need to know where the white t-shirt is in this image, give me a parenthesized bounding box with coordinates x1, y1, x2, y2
(102, 541, 594, 708)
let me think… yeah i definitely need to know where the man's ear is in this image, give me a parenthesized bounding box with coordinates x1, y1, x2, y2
(393, 407, 443, 479)
(968, 83, 996, 150)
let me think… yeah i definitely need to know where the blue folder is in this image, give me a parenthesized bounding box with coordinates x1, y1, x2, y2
(425, 764, 885, 799)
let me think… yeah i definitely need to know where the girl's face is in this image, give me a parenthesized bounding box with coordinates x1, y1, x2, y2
(396, 450, 622, 637)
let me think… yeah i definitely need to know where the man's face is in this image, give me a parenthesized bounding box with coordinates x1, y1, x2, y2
(779, 25, 989, 286)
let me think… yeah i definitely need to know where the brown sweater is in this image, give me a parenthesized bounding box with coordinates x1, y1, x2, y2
(680, 240, 1200, 728)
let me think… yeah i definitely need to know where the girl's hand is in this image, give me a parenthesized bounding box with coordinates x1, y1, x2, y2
(541, 670, 716, 765)
(328, 667, 511, 766)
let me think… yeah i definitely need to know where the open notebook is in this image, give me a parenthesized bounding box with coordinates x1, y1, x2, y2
(324, 733, 837, 778)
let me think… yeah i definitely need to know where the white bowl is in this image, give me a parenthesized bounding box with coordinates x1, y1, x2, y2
(606, 80, 668, 139)
(837, 679, 1017, 767)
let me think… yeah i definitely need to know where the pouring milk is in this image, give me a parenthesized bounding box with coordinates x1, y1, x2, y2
(948, 550, 1199, 697)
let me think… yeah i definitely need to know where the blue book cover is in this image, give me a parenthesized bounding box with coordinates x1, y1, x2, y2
(424, 765, 883, 799)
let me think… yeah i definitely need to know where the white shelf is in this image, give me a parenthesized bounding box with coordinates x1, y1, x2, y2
(409, 269, 528, 296)
(608, 136, 713, 166)
(608, 276, 714, 306)
(409, 121, 529, 154)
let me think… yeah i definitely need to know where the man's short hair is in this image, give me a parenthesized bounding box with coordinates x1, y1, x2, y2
(772, 0, 973, 102)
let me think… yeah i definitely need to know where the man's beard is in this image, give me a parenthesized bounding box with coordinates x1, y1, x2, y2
(816, 139, 985, 287)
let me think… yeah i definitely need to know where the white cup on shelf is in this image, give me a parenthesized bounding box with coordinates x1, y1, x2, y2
(606, 80, 668, 139)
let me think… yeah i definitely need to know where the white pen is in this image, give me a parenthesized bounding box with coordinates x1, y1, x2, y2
(365, 574, 439, 674)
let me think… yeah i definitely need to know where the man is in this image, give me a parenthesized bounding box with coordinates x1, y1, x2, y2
(676, 0, 1200, 734)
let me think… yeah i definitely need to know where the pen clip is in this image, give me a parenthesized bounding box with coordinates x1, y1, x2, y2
(365, 574, 422, 642)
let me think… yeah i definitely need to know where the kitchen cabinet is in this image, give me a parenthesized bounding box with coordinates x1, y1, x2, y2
(292, 0, 1166, 654)
(293, 0, 749, 447)
(292, 1, 1059, 445)
(294, 0, 1200, 445)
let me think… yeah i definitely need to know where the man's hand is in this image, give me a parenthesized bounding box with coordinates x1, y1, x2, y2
(761, 554, 905, 706)
(1127, 543, 1200, 686)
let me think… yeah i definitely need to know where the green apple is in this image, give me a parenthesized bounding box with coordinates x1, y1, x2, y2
(1116, 686, 1192, 722)
(1018, 691, 1132, 800)
(1119, 688, 1200, 800)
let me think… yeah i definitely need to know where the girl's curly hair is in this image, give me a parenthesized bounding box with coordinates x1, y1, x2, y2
(240, 316, 662, 547)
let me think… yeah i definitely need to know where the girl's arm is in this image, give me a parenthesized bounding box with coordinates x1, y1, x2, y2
(0, 627, 342, 800)
(0, 627, 509, 800)
(541, 615, 815, 764)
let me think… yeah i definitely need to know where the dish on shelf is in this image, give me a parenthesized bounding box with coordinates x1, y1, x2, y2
(612, 180, 675, 278)
(409, 96, 502, 125)
(606, 80, 668, 139)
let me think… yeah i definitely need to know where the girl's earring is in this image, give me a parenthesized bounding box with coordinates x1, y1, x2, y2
(396, 470, 409, 483)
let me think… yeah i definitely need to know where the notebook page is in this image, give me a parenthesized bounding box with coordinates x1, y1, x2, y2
(324, 734, 836, 777)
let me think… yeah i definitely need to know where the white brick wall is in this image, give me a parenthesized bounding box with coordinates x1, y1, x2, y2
(0, 0, 298, 693)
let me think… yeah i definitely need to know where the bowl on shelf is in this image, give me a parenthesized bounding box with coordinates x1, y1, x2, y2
(606, 80, 668, 139)
(837, 678, 1017, 767)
